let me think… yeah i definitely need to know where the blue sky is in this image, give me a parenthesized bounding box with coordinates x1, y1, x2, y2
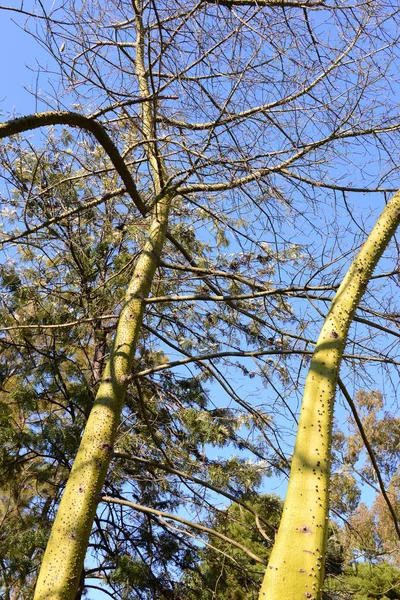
(0, 11, 42, 115)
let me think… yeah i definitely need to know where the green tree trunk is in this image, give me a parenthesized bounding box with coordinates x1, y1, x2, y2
(259, 193, 400, 600)
(33, 193, 172, 600)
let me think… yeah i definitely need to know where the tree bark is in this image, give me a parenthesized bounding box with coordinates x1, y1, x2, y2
(259, 193, 400, 600)
(33, 192, 172, 600)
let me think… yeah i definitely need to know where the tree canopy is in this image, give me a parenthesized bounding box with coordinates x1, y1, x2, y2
(0, 0, 400, 598)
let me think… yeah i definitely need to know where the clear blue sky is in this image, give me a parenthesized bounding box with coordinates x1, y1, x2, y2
(0, 11, 44, 114)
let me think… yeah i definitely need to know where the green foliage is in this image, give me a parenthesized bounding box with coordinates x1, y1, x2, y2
(325, 563, 400, 600)
(183, 495, 345, 599)
(184, 494, 282, 600)
(0, 130, 287, 598)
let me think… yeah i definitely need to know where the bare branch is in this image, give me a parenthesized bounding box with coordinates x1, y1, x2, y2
(101, 496, 267, 565)
(0, 112, 147, 215)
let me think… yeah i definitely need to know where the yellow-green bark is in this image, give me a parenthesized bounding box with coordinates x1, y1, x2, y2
(259, 193, 400, 600)
(33, 194, 172, 600)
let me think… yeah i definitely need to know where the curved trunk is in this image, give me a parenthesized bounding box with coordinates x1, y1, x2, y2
(259, 193, 400, 600)
(33, 193, 172, 600)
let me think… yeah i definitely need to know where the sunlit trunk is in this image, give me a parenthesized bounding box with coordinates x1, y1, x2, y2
(259, 193, 400, 600)
(33, 192, 172, 600)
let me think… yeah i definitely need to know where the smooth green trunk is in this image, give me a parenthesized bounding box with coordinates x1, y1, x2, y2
(259, 193, 400, 600)
(33, 194, 172, 600)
